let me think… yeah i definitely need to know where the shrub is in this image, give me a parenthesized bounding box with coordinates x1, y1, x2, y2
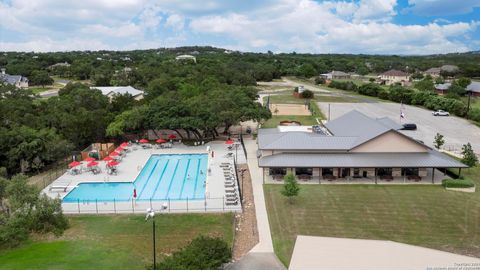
(315, 77, 326, 85)
(358, 83, 382, 97)
(442, 178, 475, 188)
(469, 108, 480, 123)
(389, 85, 414, 104)
(329, 80, 357, 91)
(300, 89, 314, 99)
(150, 236, 231, 270)
(377, 88, 390, 100)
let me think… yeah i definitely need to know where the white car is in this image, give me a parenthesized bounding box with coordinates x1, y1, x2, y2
(432, 110, 450, 116)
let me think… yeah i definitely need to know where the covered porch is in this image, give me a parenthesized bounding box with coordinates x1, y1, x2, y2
(263, 167, 450, 184)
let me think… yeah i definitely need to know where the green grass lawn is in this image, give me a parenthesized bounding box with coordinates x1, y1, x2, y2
(0, 214, 234, 270)
(263, 94, 360, 104)
(261, 115, 320, 128)
(265, 166, 480, 266)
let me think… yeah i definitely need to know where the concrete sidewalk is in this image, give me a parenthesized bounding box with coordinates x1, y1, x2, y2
(245, 138, 274, 253)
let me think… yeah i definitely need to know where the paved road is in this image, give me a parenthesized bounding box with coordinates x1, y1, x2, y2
(319, 102, 480, 156)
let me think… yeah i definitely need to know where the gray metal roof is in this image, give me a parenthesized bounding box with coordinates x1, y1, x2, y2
(0, 74, 28, 84)
(467, 81, 480, 93)
(258, 131, 356, 151)
(259, 111, 405, 151)
(435, 83, 451, 90)
(325, 110, 401, 148)
(258, 151, 467, 168)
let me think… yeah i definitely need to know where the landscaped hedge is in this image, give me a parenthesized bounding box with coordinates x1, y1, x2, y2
(442, 178, 475, 188)
(328, 80, 358, 91)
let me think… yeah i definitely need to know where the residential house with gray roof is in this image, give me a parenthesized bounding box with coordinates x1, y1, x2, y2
(257, 110, 466, 183)
(0, 68, 29, 88)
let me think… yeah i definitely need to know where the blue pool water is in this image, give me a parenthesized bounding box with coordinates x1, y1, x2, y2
(63, 154, 208, 202)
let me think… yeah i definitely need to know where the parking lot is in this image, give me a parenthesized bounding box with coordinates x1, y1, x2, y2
(319, 102, 480, 156)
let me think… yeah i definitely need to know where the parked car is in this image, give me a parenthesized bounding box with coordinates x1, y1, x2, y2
(432, 110, 449, 116)
(401, 123, 417, 130)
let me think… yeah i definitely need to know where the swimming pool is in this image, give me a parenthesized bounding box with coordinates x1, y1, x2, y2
(63, 154, 208, 202)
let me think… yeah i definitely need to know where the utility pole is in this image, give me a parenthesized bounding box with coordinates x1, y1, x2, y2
(466, 91, 472, 119)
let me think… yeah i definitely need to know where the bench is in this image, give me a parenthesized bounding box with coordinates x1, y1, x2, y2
(407, 175, 422, 182)
(323, 174, 336, 181)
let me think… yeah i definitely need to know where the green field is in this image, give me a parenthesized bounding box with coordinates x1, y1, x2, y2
(265, 166, 480, 266)
(263, 94, 360, 104)
(0, 214, 234, 270)
(262, 115, 319, 128)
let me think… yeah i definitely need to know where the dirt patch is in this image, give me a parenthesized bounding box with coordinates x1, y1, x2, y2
(232, 164, 259, 260)
(269, 103, 311, 116)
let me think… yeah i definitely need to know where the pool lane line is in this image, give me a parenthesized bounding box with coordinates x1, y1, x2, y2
(149, 159, 170, 200)
(162, 158, 181, 200)
(139, 159, 169, 200)
(190, 158, 202, 199)
(175, 158, 191, 200)
(135, 159, 159, 200)
(179, 158, 199, 199)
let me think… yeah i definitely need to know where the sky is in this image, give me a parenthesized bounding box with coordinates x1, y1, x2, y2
(0, 0, 479, 54)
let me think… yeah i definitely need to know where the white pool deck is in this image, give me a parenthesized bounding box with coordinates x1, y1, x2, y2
(43, 141, 245, 214)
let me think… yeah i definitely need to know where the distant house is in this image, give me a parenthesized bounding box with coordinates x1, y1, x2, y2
(434, 81, 480, 97)
(424, 67, 441, 78)
(90, 86, 144, 100)
(320, 71, 350, 80)
(48, 62, 71, 69)
(175, 54, 196, 63)
(440, 65, 459, 74)
(466, 81, 480, 97)
(434, 82, 451, 95)
(379, 69, 410, 86)
(0, 68, 29, 88)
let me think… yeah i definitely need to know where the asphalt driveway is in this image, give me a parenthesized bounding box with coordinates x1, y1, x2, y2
(319, 102, 480, 156)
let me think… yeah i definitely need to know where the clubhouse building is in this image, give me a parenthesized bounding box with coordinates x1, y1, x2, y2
(257, 111, 466, 183)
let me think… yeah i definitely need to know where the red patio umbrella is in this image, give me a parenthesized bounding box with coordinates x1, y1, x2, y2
(108, 160, 120, 167)
(139, 139, 149, 143)
(225, 139, 234, 145)
(156, 138, 167, 143)
(168, 134, 177, 139)
(84, 157, 96, 162)
(103, 156, 113, 161)
(115, 147, 124, 152)
(68, 161, 81, 168)
(109, 151, 119, 157)
(120, 142, 129, 147)
(87, 161, 98, 167)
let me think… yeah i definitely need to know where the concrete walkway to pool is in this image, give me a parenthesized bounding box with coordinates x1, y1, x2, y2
(43, 141, 245, 214)
(238, 138, 286, 270)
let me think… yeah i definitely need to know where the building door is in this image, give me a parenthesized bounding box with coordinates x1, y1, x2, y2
(362, 171, 367, 177)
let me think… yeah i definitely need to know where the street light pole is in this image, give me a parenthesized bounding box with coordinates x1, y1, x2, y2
(146, 208, 157, 270)
(152, 218, 156, 269)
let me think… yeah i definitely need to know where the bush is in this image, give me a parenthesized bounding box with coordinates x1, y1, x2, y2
(300, 89, 314, 99)
(315, 77, 326, 85)
(329, 80, 357, 91)
(150, 236, 231, 270)
(442, 178, 475, 188)
(358, 83, 382, 97)
(389, 85, 414, 104)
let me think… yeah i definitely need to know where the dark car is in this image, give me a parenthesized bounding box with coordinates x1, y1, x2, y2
(401, 123, 417, 130)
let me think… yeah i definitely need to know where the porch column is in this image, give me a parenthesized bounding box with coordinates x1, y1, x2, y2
(374, 168, 377, 184)
(263, 168, 265, 184)
(431, 168, 435, 184)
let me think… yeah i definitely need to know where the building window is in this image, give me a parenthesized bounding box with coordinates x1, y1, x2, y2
(295, 168, 313, 176)
(353, 168, 361, 178)
(339, 168, 350, 178)
(377, 168, 392, 176)
(402, 168, 419, 176)
(269, 168, 286, 176)
(322, 168, 333, 176)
